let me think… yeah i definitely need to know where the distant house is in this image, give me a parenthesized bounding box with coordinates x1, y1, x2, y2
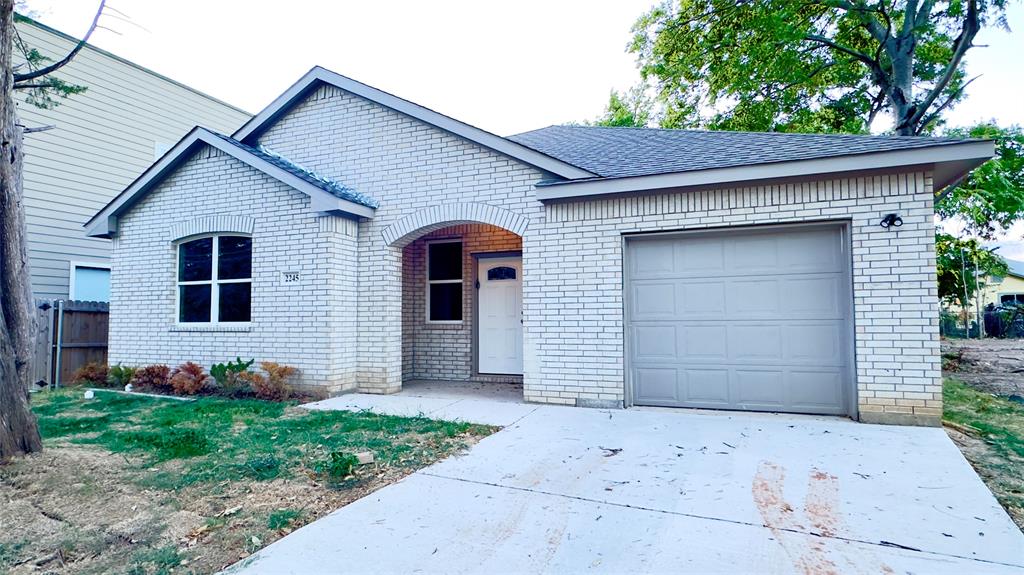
(982, 258, 1024, 307)
(16, 17, 250, 301)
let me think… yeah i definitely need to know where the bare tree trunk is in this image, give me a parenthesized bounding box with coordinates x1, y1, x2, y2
(0, 0, 42, 461)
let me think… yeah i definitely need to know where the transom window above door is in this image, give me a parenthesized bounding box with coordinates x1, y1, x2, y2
(426, 240, 462, 322)
(177, 235, 252, 323)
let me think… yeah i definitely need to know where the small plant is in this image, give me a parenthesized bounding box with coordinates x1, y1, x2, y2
(170, 361, 210, 395)
(251, 362, 298, 401)
(130, 364, 171, 392)
(210, 357, 255, 397)
(267, 508, 303, 530)
(72, 362, 108, 386)
(316, 451, 359, 482)
(241, 454, 281, 480)
(107, 363, 137, 388)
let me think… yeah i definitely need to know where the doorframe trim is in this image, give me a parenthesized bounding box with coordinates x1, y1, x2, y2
(621, 219, 857, 417)
(472, 251, 523, 377)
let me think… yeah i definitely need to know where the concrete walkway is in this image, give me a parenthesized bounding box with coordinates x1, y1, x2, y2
(230, 387, 1024, 574)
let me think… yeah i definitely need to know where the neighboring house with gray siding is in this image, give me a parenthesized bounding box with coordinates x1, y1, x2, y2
(87, 66, 993, 426)
(16, 17, 249, 301)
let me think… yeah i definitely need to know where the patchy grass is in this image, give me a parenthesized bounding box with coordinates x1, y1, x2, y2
(944, 378, 1024, 530)
(0, 388, 495, 574)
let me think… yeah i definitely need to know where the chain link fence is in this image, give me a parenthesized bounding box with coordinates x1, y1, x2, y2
(940, 305, 1024, 339)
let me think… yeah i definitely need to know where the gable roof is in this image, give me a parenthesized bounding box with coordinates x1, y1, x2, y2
(1006, 259, 1024, 279)
(85, 127, 375, 238)
(231, 66, 595, 180)
(509, 125, 994, 201)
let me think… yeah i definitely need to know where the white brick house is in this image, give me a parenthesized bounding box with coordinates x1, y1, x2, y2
(87, 67, 993, 426)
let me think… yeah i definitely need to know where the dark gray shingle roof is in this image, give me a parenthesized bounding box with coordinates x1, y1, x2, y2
(507, 125, 979, 179)
(209, 131, 379, 209)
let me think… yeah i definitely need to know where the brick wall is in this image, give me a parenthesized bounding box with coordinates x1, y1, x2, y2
(256, 84, 545, 393)
(401, 224, 522, 382)
(526, 172, 941, 425)
(109, 146, 360, 394)
(109, 79, 944, 426)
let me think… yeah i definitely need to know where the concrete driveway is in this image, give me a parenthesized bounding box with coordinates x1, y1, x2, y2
(230, 394, 1024, 574)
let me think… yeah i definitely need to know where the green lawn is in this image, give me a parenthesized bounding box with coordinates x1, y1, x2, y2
(944, 378, 1024, 529)
(0, 388, 495, 574)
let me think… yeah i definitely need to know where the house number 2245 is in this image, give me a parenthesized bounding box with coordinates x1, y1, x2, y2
(282, 272, 300, 284)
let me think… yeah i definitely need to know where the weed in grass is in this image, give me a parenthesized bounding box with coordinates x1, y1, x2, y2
(316, 451, 359, 482)
(267, 508, 303, 530)
(0, 540, 28, 568)
(240, 454, 282, 480)
(125, 545, 184, 575)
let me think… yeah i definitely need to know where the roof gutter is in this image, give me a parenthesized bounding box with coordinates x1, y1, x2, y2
(534, 140, 995, 201)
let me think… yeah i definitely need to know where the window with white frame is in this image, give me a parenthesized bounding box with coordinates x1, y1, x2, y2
(177, 235, 252, 323)
(426, 240, 462, 322)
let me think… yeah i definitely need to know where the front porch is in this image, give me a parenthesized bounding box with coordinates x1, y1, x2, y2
(305, 380, 536, 426)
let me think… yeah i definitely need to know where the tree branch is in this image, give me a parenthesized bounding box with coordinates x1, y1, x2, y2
(908, 0, 980, 128)
(13, 0, 105, 83)
(915, 75, 981, 134)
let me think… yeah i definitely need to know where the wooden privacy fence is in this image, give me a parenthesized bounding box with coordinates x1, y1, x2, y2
(32, 299, 109, 386)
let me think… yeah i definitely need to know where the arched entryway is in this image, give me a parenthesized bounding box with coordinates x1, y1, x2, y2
(381, 203, 529, 395)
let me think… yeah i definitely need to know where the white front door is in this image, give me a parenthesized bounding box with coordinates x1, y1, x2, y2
(477, 256, 523, 375)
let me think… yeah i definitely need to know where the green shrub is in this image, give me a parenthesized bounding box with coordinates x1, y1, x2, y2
(72, 362, 108, 386)
(170, 361, 209, 395)
(130, 364, 171, 392)
(210, 357, 255, 397)
(107, 363, 137, 388)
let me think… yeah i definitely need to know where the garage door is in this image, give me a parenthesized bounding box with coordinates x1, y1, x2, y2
(626, 224, 852, 415)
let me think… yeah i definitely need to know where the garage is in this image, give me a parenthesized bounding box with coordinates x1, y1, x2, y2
(625, 223, 854, 415)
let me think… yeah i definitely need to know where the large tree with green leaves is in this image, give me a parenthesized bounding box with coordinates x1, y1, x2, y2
(1, 1, 104, 461)
(936, 123, 1024, 238)
(629, 0, 1010, 135)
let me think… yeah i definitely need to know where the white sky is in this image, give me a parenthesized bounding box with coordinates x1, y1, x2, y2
(24, 0, 1023, 135)
(20, 0, 1024, 253)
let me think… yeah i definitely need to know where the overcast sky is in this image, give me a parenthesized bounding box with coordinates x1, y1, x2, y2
(20, 1, 1024, 255)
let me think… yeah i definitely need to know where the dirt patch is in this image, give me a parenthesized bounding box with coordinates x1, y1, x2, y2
(0, 435, 485, 575)
(945, 427, 1024, 531)
(941, 338, 1024, 397)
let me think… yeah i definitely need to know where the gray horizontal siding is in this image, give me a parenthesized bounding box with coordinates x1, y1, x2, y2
(16, 20, 251, 300)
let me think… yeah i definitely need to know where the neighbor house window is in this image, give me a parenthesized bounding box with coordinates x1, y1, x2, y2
(1001, 293, 1024, 306)
(426, 239, 462, 322)
(177, 235, 252, 323)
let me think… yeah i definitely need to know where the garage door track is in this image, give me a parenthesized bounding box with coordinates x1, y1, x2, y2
(228, 401, 1024, 574)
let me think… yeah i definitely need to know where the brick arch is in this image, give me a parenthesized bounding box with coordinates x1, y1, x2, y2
(381, 202, 529, 247)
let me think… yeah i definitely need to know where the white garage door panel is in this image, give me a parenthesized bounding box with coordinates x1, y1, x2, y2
(627, 225, 853, 415)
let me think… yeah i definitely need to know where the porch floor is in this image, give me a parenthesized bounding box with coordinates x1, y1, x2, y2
(303, 380, 536, 426)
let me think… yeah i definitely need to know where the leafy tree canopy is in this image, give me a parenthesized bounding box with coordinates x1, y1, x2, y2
(936, 123, 1024, 238)
(629, 0, 1010, 135)
(591, 87, 651, 127)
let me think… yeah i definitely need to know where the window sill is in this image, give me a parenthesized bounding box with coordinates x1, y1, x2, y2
(171, 324, 252, 333)
(424, 321, 464, 330)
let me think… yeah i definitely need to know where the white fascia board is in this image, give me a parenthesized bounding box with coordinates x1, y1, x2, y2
(534, 140, 995, 201)
(232, 66, 596, 180)
(85, 127, 373, 238)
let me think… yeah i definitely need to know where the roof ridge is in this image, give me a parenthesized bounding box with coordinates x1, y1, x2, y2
(523, 124, 975, 142)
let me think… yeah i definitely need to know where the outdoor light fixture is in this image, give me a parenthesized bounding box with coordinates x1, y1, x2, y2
(879, 213, 903, 229)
